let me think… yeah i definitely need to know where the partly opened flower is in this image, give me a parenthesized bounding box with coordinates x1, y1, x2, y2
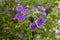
(52, 30, 56, 34)
(5, 10, 10, 16)
(35, 17, 45, 28)
(30, 4, 35, 8)
(56, 6, 60, 12)
(13, 12, 21, 20)
(28, 22, 32, 26)
(42, 11, 46, 17)
(36, 0, 42, 2)
(15, 0, 20, 2)
(37, 6, 41, 10)
(13, 13, 21, 20)
(54, 30, 60, 38)
(19, 34, 24, 38)
(29, 24, 37, 31)
(33, 8, 38, 13)
(46, 3, 51, 8)
(41, 7, 46, 12)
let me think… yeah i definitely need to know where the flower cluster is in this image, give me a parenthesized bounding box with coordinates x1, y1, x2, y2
(28, 16, 45, 31)
(32, 6, 40, 13)
(28, 3, 51, 31)
(13, 5, 28, 22)
(28, 6, 46, 31)
(13, 2, 52, 31)
(32, 5, 46, 16)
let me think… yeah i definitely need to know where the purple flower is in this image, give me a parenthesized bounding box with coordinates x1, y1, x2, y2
(56, 6, 60, 12)
(5, 10, 9, 13)
(41, 7, 46, 12)
(13, 12, 22, 21)
(16, 5, 29, 15)
(0, 0, 5, 2)
(30, 24, 37, 31)
(23, 9, 28, 15)
(37, 6, 41, 10)
(42, 11, 46, 17)
(13, 13, 20, 20)
(17, 15, 25, 22)
(15, 0, 20, 2)
(17, 10, 22, 14)
(16, 5, 23, 12)
(31, 4, 35, 8)
(46, 3, 51, 8)
(35, 17, 45, 28)
(36, 0, 42, 2)
(5, 10, 11, 16)
(13, 17, 16, 20)
(33, 8, 38, 13)
(52, 30, 56, 34)
(14, 13, 20, 18)
(19, 34, 24, 38)
(28, 22, 31, 26)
